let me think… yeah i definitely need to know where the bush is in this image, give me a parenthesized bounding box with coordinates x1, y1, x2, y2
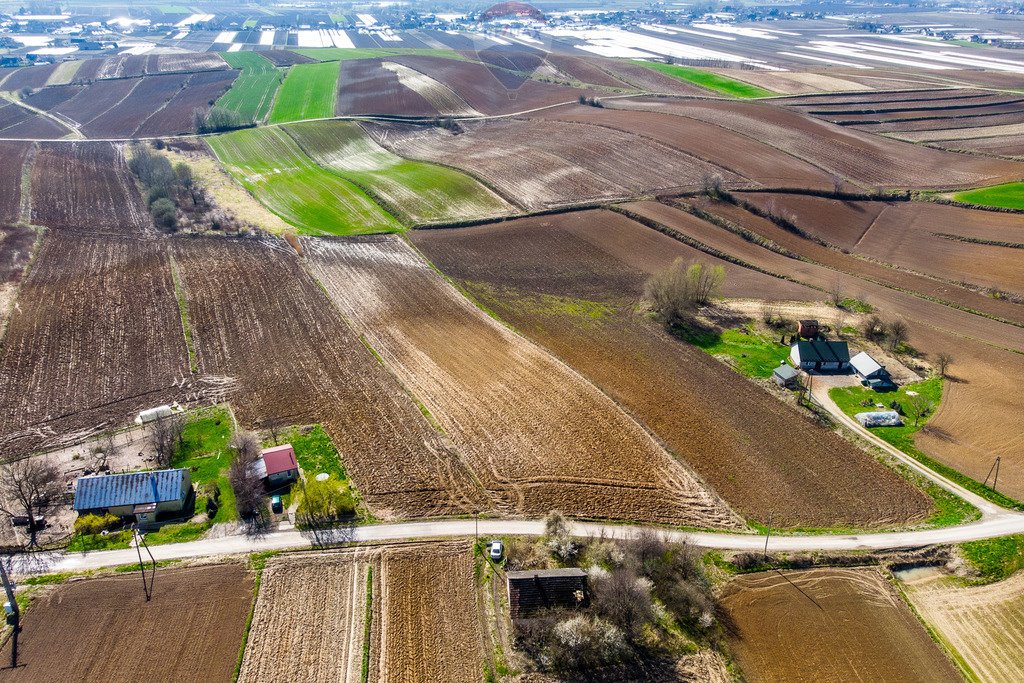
(150, 198, 178, 231)
(645, 259, 725, 323)
(590, 568, 656, 639)
(195, 106, 244, 133)
(296, 479, 355, 527)
(73, 513, 121, 536)
(549, 615, 628, 671)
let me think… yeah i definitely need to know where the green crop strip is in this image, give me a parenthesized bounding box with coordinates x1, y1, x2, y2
(635, 62, 774, 98)
(216, 52, 283, 124)
(268, 61, 340, 123)
(953, 182, 1024, 210)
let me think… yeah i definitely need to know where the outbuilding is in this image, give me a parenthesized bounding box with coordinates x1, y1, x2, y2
(257, 444, 300, 488)
(850, 351, 896, 391)
(73, 469, 193, 529)
(790, 340, 850, 373)
(797, 319, 819, 339)
(772, 363, 800, 389)
(507, 568, 589, 619)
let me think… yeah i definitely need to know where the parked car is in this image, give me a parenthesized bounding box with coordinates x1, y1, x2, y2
(271, 495, 283, 514)
(489, 540, 504, 561)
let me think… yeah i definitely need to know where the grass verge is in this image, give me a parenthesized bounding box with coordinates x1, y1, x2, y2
(960, 534, 1024, 583)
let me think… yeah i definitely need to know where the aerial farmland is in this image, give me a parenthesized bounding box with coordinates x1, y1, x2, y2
(0, 0, 1022, 680)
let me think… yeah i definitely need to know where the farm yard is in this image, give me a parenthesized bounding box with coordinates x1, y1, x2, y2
(240, 542, 484, 683)
(721, 568, 962, 683)
(302, 236, 741, 528)
(0, 564, 253, 683)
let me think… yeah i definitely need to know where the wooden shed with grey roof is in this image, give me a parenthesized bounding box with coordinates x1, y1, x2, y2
(507, 568, 589, 619)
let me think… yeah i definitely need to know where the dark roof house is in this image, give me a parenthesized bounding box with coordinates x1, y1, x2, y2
(507, 568, 589, 619)
(790, 340, 851, 372)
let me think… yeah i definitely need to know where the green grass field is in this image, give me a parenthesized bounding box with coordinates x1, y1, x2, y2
(268, 61, 340, 124)
(636, 62, 774, 98)
(960, 534, 1024, 582)
(216, 52, 282, 124)
(292, 47, 463, 63)
(675, 323, 790, 377)
(954, 182, 1024, 210)
(285, 120, 512, 224)
(208, 126, 402, 234)
(172, 405, 237, 523)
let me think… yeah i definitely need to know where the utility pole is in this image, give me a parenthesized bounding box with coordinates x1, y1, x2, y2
(984, 456, 1002, 492)
(0, 560, 19, 669)
(763, 511, 773, 562)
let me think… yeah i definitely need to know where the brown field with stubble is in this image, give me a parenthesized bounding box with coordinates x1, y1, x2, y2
(411, 211, 934, 529)
(172, 237, 485, 518)
(241, 542, 484, 683)
(722, 568, 961, 683)
(0, 140, 28, 223)
(903, 571, 1024, 683)
(30, 142, 151, 234)
(0, 233, 191, 456)
(303, 235, 741, 528)
(0, 564, 253, 683)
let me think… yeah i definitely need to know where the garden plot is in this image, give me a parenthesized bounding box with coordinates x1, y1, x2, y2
(172, 237, 486, 518)
(722, 568, 961, 683)
(0, 233, 191, 457)
(284, 120, 512, 224)
(30, 142, 151, 234)
(0, 565, 253, 683)
(371, 118, 738, 210)
(903, 571, 1024, 683)
(303, 236, 741, 528)
(207, 127, 401, 235)
(240, 542, 484, 683)
(411, 211, 934, 529)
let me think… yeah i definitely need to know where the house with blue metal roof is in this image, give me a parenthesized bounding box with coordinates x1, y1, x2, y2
(73, 469, 193, 528)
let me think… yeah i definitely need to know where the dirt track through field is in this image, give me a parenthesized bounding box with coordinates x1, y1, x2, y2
(302, 236, 742, 528)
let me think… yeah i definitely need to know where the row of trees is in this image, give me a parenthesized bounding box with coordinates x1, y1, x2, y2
(127, 143, 207, 232)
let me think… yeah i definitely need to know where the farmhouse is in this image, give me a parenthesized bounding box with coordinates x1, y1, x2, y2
(790, 340, 850, 373)
(850, 351, 896, 391)
(772, 362, 800, 389)
(507, 568, 589, 619)
(255, 444, 300, 487)
(73, 469, 193, 528)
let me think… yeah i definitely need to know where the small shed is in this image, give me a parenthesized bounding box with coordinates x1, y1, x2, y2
(850, 351, 886, 380)
(790, 340, 850, 373)
(507, 568, 589, 620)
(73, 469, 193, 529)
(772, 363, 800, 389)
(797, 319, 819, 339)
(260, 444, 299, 487)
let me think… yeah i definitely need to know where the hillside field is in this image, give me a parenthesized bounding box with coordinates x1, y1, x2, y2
(216, 51, 282, 123)
(268, 61, 339, 123)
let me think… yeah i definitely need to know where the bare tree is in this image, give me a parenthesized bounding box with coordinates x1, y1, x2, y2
(885, 319, 909, 352)
(645, 259, 726, 324)
(760, 300, 783, 328)
(228, 431, 267, 535)
(904, 394, 935, 427)
(862, 314, 885, 342)
(834, 309, 848, 338)
(700, 172, 723, 199)
(150, 414, 184, 468)
(831, 173, 844, 196)
(828, 282, 844, 308)
(935, 352, 954, 378)
(0, 458, 65, 548)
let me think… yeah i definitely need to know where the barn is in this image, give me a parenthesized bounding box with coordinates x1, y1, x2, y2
(790, 340, 851, 372)
(73, 469, 193, 529)
(507, 568, 589, 619)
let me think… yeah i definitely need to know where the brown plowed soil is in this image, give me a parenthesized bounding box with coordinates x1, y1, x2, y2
(172, 237, 486, 519)
(337, 58, 441, 117)
(241, 542, 485, 683)
(0, 140, 29, 223)
(30, 142, 151, 234)
(303, 235, 741, 528)
(0, 63, 57, 91)
(0, 233, 191, 456)
(721, 568, 962, 683)
(0, 564, 253, 683)
(610, 96, 1024, 189)
(546, 54, 634, 89)
(934, 134, 1024, 158)
(135, 69, 237, 136)
(411, 211, 934, 529)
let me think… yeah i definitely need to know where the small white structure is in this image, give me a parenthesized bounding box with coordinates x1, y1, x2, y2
(855, 410, 903, 428)
(850, 351, 884, 379)
(135, 402, 182, 425)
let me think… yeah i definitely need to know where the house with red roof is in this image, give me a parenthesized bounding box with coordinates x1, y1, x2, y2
(255, 444, 300, 488)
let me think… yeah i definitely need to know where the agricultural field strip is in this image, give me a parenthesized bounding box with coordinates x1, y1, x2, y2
(301, 236, 743, 528)
(0, 92, 79, 137)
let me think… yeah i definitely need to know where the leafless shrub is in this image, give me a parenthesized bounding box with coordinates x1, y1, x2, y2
(0, 458, 64, 547)
(700, 172, 723, 198)
(645, 259, 725, 324)
(885, 319, 909, 352)
(150, 414, 184, 468)
(228, 431, 267, 534)
(862, 314, 885, 342)
(590, 568, 656, 639)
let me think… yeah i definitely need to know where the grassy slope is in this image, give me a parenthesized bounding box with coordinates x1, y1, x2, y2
(208, 126, 402, 234)
(954, 182, 1024, 210)
(268, 61, 340, 124)
(960, 534, 1024, 582)
(293, 47, 464, 62)
(674, 322, 789, 378)
(637, 61, 774, 98)
(284, 120, 512, 224)
(216, 51, 282, 124)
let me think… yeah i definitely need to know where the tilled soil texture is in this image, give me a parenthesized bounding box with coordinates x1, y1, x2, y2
(411, 211, 933, 529)
(0, 141, 29, 224)
(609, 97, 1024, 189)
(134, 69, 238, 137)
(240, 542, 485, 683)
(736, 193, 1024, 300)
(0, 564, 254, 683)
(0, 233, 191, 456)
(904, 571, 1024, 683)
(933, 134, 1024, 159)
(0, 63, 57, 91)
(0, 101, 67, 139)
(721, 568, 962, 683)
(172, 237, 486, 518)
(528, 105, 836, 192)
(337, 58, 442, 117)
(30, 142, 151, 234)
(303, 236, 742, 528)
(622, 200, 1024, 499)
(545, 54, 635, 89)
(370, 119, 739, 211)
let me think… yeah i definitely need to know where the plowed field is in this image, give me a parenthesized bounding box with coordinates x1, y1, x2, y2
(30, 142, 151, 234)
(240, 542, 484, 683)
(372, 118, 737, 210)
(337, 57, 442, 117)
(172, 237, 485, 518)
(0, 564, 253, 683)
(411, 211, 933, 529)
(904, 571, 1024, 683)
(0, 141, 29, 224)
(0, 233, 191, 456)
(722, 569, 961, 683)
(303, 236, 741, 528)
